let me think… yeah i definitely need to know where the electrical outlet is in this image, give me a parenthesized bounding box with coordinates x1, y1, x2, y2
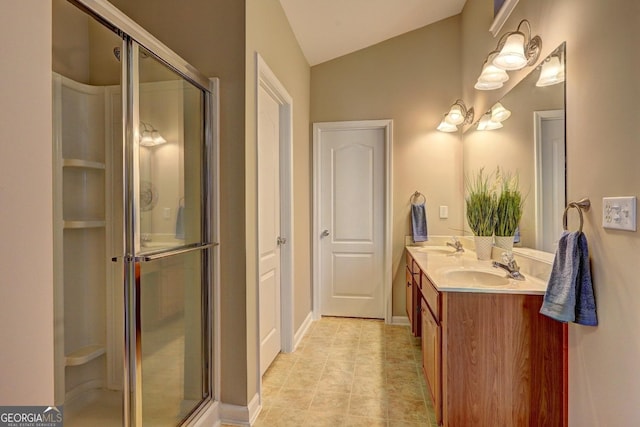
(602, 197, 636, 231)
(439, 206, 448, 219)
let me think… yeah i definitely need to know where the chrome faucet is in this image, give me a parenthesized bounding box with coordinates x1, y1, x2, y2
(446, 236, 465, 253)
(492, 252, 525, 280)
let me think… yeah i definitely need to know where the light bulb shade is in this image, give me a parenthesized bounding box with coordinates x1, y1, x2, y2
(445, 104, 465, 125)
(151, 131, 167, 145)
(477, 113, 503, 131)
(493, 32, 527, 70)
(491, 102, 511, 122)
(139, 122, 168, 147)
(140, 131, 155, 146)
(474, 79, 504, 91)
(536, 55, 565, 87)
(478, 62, 510, 83)
(437, 116, 458, 132)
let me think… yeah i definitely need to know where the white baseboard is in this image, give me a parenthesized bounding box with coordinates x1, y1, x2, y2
(219, 393, 261, 426)
(248, 393, 261, 425)
(391, 315, 410, 325)
(188, 400, 220, 427)
(293, 311, 314, 350)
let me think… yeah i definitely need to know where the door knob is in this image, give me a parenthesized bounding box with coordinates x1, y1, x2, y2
(321, 229, 330, 237)
(277, 236, 287, 245)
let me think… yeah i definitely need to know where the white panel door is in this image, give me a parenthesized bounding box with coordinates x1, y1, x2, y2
(319, 127, 384, 318)
(258, 84, 281, 375)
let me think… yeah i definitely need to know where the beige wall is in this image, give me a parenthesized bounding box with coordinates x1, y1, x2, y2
(52, 0, 90, 83)
(107, 0, 249, 406)
(461, 0, 640, 424)
(0, 0, 54, 404)
(311, 16, 464, 316)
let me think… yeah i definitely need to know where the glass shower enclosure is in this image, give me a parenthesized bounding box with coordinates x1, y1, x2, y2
(52, 1, 217, 425)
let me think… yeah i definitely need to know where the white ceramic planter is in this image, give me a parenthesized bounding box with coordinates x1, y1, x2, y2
(473, 235, 494, 260)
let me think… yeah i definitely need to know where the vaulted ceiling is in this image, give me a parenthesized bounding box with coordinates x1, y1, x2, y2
(279, 0, 467, 66)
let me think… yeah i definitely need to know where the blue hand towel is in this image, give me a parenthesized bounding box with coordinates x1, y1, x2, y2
(540, 231, 598, 326)
(574, 232, 597, 325)
(411, 202, 428, 242)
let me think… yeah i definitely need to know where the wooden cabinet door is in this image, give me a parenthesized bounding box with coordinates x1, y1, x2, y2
(421, 299, 442, 425)
(405, 266, 413, 327)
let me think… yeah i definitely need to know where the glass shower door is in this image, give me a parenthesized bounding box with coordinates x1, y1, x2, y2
(124, 44, 211, 426)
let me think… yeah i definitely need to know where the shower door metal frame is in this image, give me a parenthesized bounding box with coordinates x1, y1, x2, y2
(70, 1, 219, 426)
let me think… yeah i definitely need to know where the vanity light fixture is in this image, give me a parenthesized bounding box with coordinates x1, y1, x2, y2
(477, 112, 503, 131)
(436, 114, 459, 132)
(536, 51, 565, 87)
(140, 122, 167, 147)
(493, 20, 542, 71)
(491, 102, 511, 122)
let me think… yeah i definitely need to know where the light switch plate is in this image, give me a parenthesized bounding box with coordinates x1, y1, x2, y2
(439, 205, 448, 219)
(602, 196, 636, 231)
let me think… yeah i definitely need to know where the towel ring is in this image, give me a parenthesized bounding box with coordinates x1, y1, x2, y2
(563, 198, 591, 233)
(410, 191, 426, 205)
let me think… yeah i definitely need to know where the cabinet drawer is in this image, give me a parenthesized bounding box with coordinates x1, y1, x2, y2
(421, 272, 440, 321)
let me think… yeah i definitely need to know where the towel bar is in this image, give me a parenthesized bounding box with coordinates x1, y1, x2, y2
(563, 198, 590, 233)
(410, 191, 426, 205)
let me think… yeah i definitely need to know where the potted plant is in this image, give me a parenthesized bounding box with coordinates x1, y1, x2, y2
(494, 168, 524, 250)
(465, 167, 497, 260)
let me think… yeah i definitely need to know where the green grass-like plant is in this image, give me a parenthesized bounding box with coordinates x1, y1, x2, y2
(465, 168, 497, 236)
(494, 168, 524, 237)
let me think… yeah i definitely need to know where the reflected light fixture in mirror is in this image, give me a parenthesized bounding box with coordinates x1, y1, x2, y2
(477, 112, 503, 131)
(446, 100, 474, 125)
(437, 99, 474, 132)
(491, 102, 512, 122)
(536, 51, 565, 87)
(140, 121, 167, 147)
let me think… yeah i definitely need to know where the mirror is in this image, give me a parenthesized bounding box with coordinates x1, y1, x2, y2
(463, 43, 566, 254)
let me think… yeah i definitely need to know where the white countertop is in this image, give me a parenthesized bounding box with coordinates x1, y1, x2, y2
(406, 245, 548, 295)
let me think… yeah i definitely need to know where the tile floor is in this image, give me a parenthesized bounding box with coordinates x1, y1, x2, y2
(251, 316, 438, 426)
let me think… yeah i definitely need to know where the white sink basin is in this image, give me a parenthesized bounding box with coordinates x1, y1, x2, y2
(414, 246, 456, 255)
(443, 269, 510, 286)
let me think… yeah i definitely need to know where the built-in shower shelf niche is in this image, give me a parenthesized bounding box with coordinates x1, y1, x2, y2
(65, 345, 106, 367)
(53, 72, 112, 406)
(64, 220, 107, 229)
(63, 159, 106, 169)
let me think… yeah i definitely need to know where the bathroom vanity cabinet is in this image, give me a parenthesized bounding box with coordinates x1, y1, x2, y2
(409, 250, 566, 427)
